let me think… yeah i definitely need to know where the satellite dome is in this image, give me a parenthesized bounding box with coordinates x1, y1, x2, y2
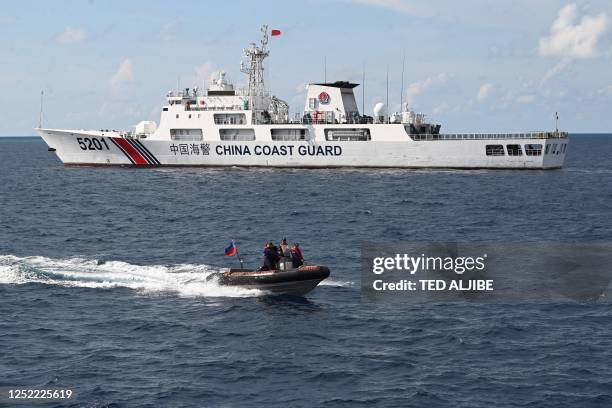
(373, 102, 387, 116)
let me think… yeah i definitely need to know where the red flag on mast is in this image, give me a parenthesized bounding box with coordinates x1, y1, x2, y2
(271, 29, 281, 36)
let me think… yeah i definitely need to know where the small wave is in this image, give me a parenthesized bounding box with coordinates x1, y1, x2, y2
(319, 279, 354, 288)
(0, 254, 263, 298)
(566, 168, 612, 175)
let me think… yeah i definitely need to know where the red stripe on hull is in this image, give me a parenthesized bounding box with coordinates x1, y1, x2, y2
(113, 138, 149, 165)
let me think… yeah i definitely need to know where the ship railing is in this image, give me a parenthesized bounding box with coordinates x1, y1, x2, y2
(235, 89, 272, 98)
(296, 116, 374, 125)
(167, 90, 201, 98)
(190, 106, 246, 112)
(120, 131, 153, 140)
(409, 131, 569, 141)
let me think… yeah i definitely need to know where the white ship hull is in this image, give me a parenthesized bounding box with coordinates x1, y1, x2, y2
(38, 127, 567, 169)
(36, 27, 570, 170)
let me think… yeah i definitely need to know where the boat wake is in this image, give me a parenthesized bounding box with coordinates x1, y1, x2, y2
(318, 279, 354, 288)
(0, 255, 263, 298)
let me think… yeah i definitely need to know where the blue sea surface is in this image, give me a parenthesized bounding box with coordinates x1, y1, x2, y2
(1, 135, 612, 407)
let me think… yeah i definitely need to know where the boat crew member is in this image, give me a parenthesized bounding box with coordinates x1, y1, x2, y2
(290, 243, 304, 268)
(280, 238, 289, 257)
(262, 242, 280, 270)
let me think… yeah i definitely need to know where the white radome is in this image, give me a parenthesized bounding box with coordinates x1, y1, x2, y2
(373, 102, 386, 117)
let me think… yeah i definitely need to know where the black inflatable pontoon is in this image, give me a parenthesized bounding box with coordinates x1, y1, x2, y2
(208, 264, 330, 296)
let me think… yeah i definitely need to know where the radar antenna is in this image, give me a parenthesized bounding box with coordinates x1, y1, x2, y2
(240, 25, 270, 123)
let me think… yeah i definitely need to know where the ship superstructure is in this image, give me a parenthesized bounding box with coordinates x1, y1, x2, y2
(37, 26, 568, 169)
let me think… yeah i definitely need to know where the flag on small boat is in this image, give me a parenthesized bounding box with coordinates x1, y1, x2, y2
(271, 29, 281, 36)
(225, 240, 237, 257)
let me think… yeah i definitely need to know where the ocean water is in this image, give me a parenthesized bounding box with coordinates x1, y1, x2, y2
(1, 135, 612, 407)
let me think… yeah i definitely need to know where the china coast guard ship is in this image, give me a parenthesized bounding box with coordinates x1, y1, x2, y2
(38, 26, 568, 169)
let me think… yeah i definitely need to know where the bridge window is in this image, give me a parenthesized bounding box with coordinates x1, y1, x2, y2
(271, 128, 309, 141)
(485, 145, 505, 156)
(545, 145, 550, 154)
(219, 128, 256, 141)
(524, 144, 542, 156)
(214, 113, 246, 125)
(324, 128, 371, 141)
(506, 144, 522, 156)
(170, 129, 203, 141)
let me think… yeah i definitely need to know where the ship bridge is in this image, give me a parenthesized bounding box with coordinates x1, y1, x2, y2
(304, 81, 361, 124)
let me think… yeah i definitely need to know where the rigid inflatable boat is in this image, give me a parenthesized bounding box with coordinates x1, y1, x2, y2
(208, 264, 330, 296)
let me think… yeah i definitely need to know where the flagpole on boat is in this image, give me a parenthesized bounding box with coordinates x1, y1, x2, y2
(233, 240, 244, 269)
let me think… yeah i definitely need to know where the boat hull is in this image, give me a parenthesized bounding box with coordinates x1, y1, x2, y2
(37, 128, 568, 169)
(209, 265, 331, 296)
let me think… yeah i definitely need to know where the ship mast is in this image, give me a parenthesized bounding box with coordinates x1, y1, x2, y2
(240, 25, 270, 124)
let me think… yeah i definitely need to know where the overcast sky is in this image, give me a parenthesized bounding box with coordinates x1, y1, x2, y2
(1, 0, 611, 135)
